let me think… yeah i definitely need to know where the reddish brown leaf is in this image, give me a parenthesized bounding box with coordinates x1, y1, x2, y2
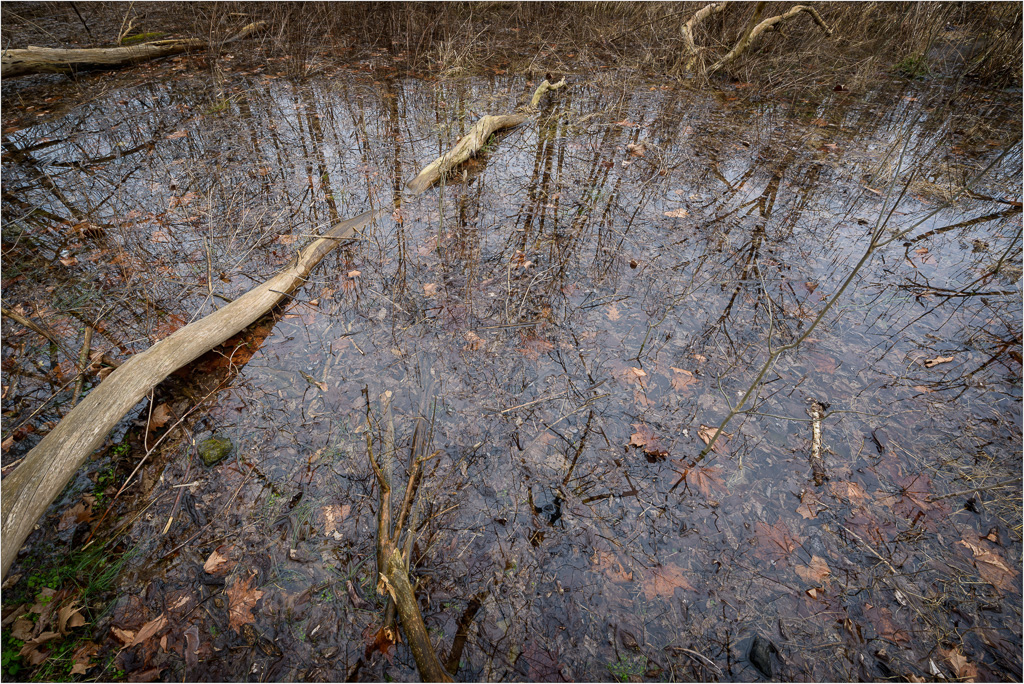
(462, 330, 485, 351)
(519, 337, 553, 360)
(629, 422, 668, 458)
(641, 564, 694, 599)
(225, 574, 264, 630)
(795, 555, 831, 584)
(941, 647, 978, 681)
(796, 490, 825, 519)
(148, 403, 172, 430)
(57, 604, 87, 634)
(592, 550, 632, 583)
(755, 521, 797, 561)
(670, 367, 697, 392)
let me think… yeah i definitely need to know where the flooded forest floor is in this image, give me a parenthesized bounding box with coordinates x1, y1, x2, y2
(2, 5, 1022, 683)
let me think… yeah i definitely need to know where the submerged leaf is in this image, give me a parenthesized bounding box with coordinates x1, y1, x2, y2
(226, 574, 264, 630)
(642, 564, 695, 599)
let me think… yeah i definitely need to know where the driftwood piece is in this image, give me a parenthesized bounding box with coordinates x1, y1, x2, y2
(405, 78, 566, 195)
(807, 399, 828, 486)
(1, 21, 264, 79)
(708, 4, 833, 74)
(678, 1, 729, 72)
(0, 209, 381, 579)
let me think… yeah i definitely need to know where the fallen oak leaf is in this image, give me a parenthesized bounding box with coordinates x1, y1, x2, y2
(923, 356, 954, 368)
(941, 647, 978, 681)
(957, 539, 1017, 593)
(629, 422, 669, 459)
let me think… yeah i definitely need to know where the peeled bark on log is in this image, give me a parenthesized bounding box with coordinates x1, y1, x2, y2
(0, 208, 381, 579)
(405, 78, 566, 195)
(708, 5, 833, 74)
(1, 21, 264, 79)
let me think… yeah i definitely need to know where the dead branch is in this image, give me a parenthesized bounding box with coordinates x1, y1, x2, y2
(708, 4, 833, 74)
(1, 21, 265, 79)
(678, 2, 730, 73)
(366, 391, 451, 683)
(405, 78, 566, 195)
(1, 208, 381, 579)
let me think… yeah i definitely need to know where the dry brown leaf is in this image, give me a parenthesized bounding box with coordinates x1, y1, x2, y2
(422, 282, 437, 296)
(277, 233, 298, 245)
(463, 330, 485, 351)
(70, 642, 100, 675)
(664, 208, 689, 218)
(203, 546, 234, 575)
(12, 617, 34, 641)
(641, 564, 694, 600)
(111, 626, 136, 645)
(166, 130, 188, 140)
(924, 356, 954, 368)
(226, 574, 264, 630)
(941, 647, 977, 681)
(57, 500, 93, 531)
(795, 555, 831, 584)
(128, 614, 168, 648)
(626, 142, 646, 157)
(148, 403, 172, 430)
(605, 303, 621, 321)
(322, 504, 351, 540)
(57, 604, 87, 634)
(697, 424, 730, 454)
(348, 269, 361, 278)
(670, 367, 697, 392)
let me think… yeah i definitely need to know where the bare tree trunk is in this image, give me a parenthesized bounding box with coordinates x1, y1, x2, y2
(1, 21, 264, 78)
(0, 209, 380, 579)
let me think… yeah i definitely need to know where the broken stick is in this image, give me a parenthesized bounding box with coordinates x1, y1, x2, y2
(807, 399, 828, 486)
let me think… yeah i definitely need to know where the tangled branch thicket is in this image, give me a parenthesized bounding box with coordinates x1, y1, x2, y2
(4, 2, 1020, 87)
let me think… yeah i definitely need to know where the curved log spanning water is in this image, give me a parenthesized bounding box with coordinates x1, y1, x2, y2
(405, 78, 566, 195)
(1, 22, 264, 78)
(0, 209, 381, 579)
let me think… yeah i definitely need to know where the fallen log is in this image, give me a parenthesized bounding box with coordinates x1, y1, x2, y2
(0, 208, 381, 579)
(1, 21, 264, 79)
(708, 5, 833, 74)
(405, 77, 566, 195)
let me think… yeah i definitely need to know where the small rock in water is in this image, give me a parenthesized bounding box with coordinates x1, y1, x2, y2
(748, 634, 776, 678)
(199, 436, 233, 467)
